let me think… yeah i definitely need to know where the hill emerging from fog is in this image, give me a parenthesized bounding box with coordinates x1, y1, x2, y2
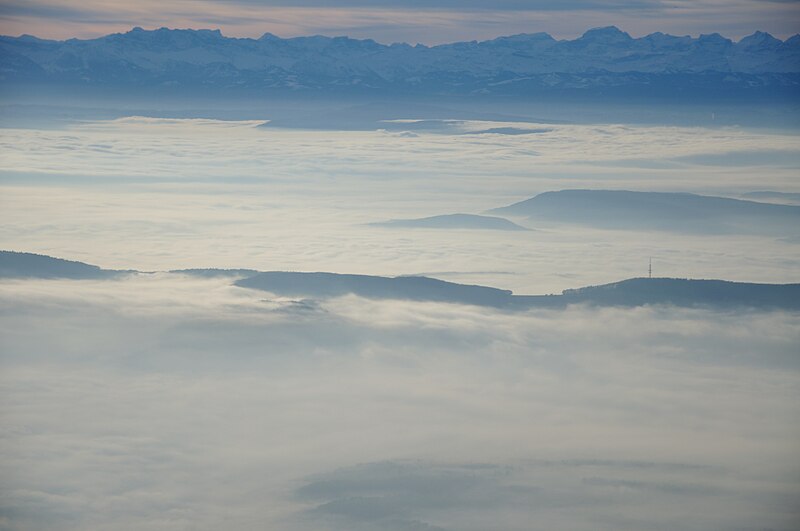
(371, 213, 529, 231)
(0, 250, 124, 279)
(489, 190, 800, 234)
(2, 252, 797, 310)
(515, 278, 800, 310)
(235, 271, 516, 307)
(1, 26, 798, 99)
(235, 271, 800, 310)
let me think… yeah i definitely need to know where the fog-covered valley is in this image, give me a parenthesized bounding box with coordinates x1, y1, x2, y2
(1, 112, 799, 291)
(2, 269, 799, 530)
(1, 96, 799, 530)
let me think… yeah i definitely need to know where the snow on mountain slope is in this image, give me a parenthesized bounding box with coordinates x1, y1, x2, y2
(1, 26, 798, 95)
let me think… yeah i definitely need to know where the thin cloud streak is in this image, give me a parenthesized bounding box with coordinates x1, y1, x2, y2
(0, 0, 798, 42)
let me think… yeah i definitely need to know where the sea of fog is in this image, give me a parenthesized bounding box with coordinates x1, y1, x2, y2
(1, 114, 799, 292)
(1, 106, 799, 530)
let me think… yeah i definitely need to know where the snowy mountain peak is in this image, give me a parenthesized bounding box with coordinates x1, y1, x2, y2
(491, 32, 556, 43)
(16, 34, 46, 42)
(738, 30, 782, 50)
(122, 26, 223, 39)
(580, 26, 632, 42)
(698, 33, 732, 45)
(1, 26, 797, 97)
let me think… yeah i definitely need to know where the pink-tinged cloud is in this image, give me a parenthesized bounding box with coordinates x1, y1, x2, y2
(0, 0, 798, 43)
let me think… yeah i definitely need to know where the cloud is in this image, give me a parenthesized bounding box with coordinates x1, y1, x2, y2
(1, 115, 798, 294)
(1, 30, 799, 531)
(0, 274, 799, 529)
(294, 459, 747, 530)
(211, 0, 669, 11)
(0, 0, 666, 17)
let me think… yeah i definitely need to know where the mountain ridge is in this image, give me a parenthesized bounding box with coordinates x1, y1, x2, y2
(489, 190, 800, 234)
(2, 251, 798, 310)
(0, 250, 126, 279)
(7, 25, 797, 50)
(2, 25, 798, 98)
(370, 213, 530, 231)
(235, 272, 800, 310)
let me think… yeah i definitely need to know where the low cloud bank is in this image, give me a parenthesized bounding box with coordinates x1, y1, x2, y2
(1, 274, 798, 530)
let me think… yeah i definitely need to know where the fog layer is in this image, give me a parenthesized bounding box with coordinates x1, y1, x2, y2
(1, 274, 799, 530)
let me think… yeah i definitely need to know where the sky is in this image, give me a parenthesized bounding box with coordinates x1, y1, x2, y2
(0, 0, 799, 43)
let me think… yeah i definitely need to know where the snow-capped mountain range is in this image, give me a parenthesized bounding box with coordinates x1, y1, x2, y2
(1, 26, 798, 97)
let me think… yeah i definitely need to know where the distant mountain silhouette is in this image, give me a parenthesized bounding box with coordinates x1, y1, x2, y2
(0, 250, 124, 279)
(371, 213, 529, 231)
(489, 190, 800, 234)
(235, 270, 800, 310)
(1, 26, 797, 99)
(235, 272, 515, 307)
(513, 278, 800, 310)
(4, 251, 797, 310)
